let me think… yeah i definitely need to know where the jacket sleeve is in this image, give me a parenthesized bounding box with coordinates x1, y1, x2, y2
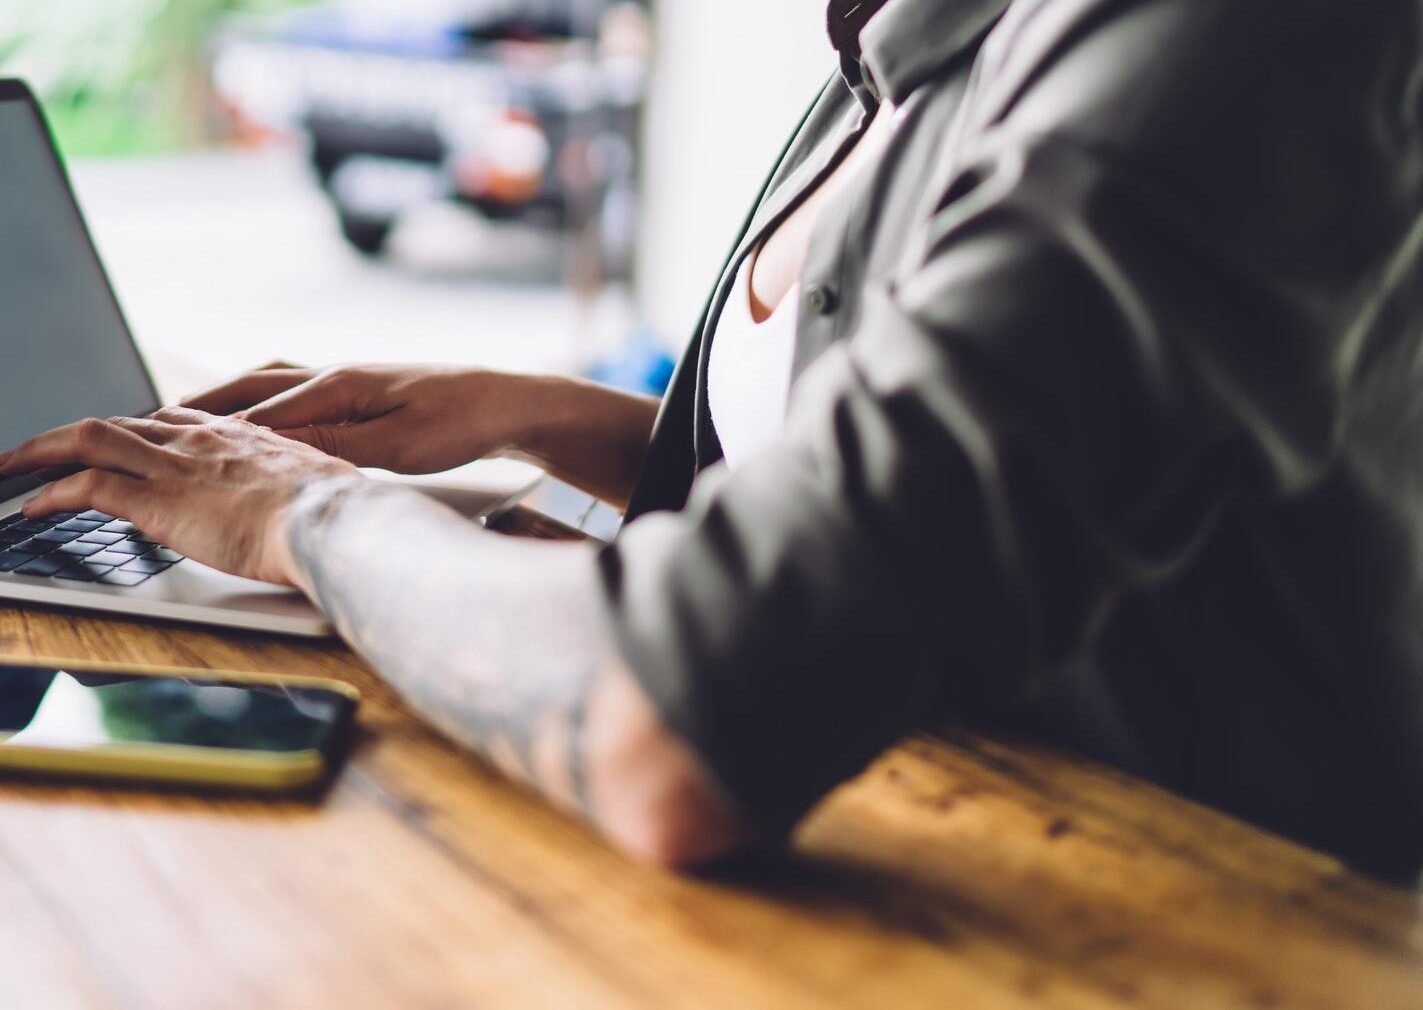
(595, 0, 1422, 831)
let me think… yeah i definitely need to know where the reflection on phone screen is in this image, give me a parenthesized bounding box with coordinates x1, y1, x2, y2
(0, 664, 350, 753)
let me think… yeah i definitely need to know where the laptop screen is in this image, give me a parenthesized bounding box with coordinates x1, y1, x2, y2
(0, 88, 160, 506)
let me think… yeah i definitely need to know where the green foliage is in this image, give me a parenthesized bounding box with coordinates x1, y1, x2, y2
(0, 0, 312, 156)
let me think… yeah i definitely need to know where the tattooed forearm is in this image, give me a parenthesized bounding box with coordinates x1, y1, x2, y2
(285, 476, 619, 815)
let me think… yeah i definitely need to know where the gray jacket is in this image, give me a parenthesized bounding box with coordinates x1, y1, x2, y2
(601, 0, 1423, 882)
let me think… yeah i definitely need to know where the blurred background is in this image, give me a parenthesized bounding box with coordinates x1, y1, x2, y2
(0, 0, 832, 403)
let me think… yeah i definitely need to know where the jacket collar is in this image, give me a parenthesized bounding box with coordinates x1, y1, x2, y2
(828, 0, 1012, 106)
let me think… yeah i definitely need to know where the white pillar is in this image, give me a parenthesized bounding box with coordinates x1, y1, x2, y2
(636, 1, 833, 349)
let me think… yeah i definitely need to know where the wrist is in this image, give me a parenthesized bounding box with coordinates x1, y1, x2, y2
(275, 473, 371, 594)
(496, 373, 581, 464)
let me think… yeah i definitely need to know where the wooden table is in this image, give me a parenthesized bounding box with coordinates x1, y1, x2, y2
(0, 510, 1419, 1010)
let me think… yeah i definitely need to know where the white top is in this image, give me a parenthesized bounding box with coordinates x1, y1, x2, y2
(707, 256, 799, 470)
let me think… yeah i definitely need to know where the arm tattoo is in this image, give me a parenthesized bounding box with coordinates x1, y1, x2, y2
(286, 476, 618, 815)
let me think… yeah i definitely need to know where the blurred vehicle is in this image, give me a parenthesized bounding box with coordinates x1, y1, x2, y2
(212, 0, 648, 276)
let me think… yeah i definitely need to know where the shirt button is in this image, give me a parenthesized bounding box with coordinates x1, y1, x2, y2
(804, 283, 839, 316)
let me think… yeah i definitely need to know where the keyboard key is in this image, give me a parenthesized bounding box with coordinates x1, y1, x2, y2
(12, 539, 58, 555)
(16, 555, 68, 577)
(0, 513, 23, 530)
(56, 540, 106, 558)
(129, 533, 159, 545)
(0, 530, 28, 547)
(105, 540, 150, 556)
(55, 561, 115, 582)
(102, 521, 139, 536)
(98, 570, 150, 587)
(78, 510, 115, 523)
(31, 528, 82, 544)
(10, 520, 51, 535)
(147, 548, 184, 564)
(0, 551, 30, 572)
(78, 531, 126, 546)
(57, 519, 104, 533)
(87, 550, 136, 567)
(121, 558, 174, 575)
(42, 512, 79, 522)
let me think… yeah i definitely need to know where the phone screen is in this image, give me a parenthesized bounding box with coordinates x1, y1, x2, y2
(0, 663, 355, 754)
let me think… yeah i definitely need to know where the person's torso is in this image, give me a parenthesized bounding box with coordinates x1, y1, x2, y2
(628, 0, 1423, 882)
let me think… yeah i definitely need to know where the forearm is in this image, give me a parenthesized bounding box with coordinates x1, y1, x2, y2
(283, 476, 740, 861)
(507, 375, 659, 510)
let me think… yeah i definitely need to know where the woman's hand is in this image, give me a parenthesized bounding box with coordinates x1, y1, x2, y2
(186, 362, 663, 509)
(0, 408, 360, 586)
(183, 363, 540, 475)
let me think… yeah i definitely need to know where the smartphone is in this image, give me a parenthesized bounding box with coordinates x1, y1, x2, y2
(0, 659, 359, 792)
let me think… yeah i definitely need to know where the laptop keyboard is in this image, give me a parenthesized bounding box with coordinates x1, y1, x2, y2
(0, 511, 185, 587)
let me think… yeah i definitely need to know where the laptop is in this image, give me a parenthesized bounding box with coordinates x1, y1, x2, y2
(0, 79, 538, 637)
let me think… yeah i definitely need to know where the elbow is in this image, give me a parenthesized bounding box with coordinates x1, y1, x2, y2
(585, 671, 747, 870)
(601, 764, 746, 870)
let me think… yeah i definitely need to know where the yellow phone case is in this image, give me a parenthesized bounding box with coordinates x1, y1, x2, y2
(0, 657, 360, 791)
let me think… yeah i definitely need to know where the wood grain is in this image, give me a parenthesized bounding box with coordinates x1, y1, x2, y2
(0, 560, 1418, 1009)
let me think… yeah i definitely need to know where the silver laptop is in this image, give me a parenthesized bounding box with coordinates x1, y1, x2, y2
(0, 79, 536, 637)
